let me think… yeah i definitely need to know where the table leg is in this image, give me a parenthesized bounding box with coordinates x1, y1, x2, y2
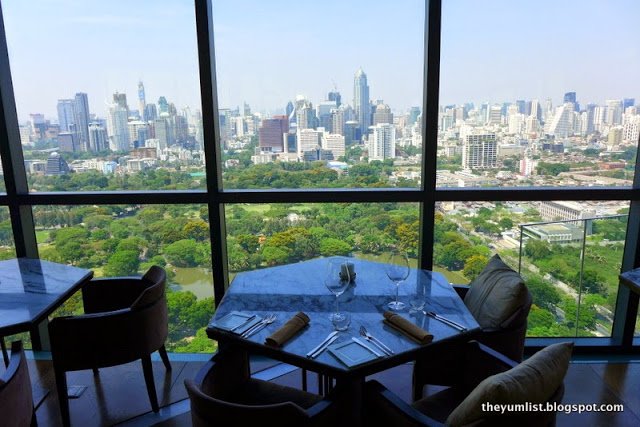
(334, 377, 364, 427)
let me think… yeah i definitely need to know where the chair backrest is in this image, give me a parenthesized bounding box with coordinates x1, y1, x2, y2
(185, 379, 312, 427)
(0, 341, 34, 427)
(464, 254, 529, 329)
(131, 265, 167, 310)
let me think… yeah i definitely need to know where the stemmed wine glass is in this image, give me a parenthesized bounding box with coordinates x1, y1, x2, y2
(384, 249, 410, 311)
(324, 258, 351, 330)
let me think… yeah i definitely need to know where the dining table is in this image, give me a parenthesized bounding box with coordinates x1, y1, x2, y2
(206, 256, 480, 426)
(0, 258, 93, 362)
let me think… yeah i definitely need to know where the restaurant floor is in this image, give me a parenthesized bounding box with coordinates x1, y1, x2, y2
(18, 354, 640, 426)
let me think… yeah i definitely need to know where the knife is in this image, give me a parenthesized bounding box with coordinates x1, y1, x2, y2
(424, 311, 467, 331)
(352, 337, 383, 358)
(230, 314, 257, 332)
(306, 331, 339, 358)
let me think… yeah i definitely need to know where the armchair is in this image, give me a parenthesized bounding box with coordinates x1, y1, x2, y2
(367, 341, 572, 427)
(413, 254, 532, 400)
(0, 341, 36, 427)
(185, 348, 338, 427)
(49, 266, 171, 426)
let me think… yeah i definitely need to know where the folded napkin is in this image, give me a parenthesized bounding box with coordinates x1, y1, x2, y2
(383, 311, 433, 344)
(265, 312, 310, 347)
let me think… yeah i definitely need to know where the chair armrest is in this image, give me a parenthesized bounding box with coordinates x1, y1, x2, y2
(461, 341, 517, 391)
(452, 285, 470, 299)
(365, 380, 443, 427)
(82, 278, 146, 313)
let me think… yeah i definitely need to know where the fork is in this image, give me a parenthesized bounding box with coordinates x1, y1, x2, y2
(241, 314, 277, 338)
(359, 325, 394, 355)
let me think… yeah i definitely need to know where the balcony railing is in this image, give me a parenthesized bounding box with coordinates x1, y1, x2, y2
(517, 214, 628, 338)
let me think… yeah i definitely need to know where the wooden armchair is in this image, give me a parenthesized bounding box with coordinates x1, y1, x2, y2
(49, 266, 171, 426)
(185, 348, 338, 427)
(366, 341, 571, 427)
(0, 341, 36, 427)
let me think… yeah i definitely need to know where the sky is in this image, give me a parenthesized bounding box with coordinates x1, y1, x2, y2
(2, 0, 640, 122)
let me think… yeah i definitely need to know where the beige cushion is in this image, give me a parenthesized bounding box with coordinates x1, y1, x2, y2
(445, 342, 574, 426)
(464, 254, 527, 329)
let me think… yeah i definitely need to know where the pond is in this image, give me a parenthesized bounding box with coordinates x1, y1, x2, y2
(170, 267, 215, 300)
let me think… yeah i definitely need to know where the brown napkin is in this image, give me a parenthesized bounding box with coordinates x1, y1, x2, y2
(265, 312, 310, 347)
(383, 311, 433, 344)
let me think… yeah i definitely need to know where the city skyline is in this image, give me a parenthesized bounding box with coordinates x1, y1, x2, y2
(3, 0, 640, 121)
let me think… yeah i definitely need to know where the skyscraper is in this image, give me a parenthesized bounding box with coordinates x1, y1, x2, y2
(113, 92, 128, 110)
(259, 116, 288, 152)
(328, 90, 341, 107)
(138, 81, 146, 119)
(368, 123, 395, 161)
(373, 103, 393, 125)
(107, 103, 130, 151)
(57, 99, 75, 132)
(73, 92, 90, 151)
(462, 133, 497, 169)
(88, 123, 109, 152)
(353, 68, 370, 136)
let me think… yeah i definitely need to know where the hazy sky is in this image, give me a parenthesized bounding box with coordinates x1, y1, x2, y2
(3, 0, 639, 122)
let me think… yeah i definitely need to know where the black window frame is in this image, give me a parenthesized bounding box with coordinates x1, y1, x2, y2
(0, 0, 638, 353)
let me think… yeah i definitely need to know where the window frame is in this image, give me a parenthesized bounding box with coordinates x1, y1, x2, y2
(0, 0, 638, 352)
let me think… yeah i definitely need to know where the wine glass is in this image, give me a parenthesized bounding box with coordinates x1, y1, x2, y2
(324, 258, 351, 330)
(384, 250, 410, 311)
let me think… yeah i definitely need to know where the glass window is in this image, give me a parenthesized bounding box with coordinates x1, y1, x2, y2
(0, 206, 14, 259)
(225, 202, 420, 279)
(213, 0, 425, 189)
(35, 204, 215, 353)
(434, 200, 628, 338)
(438, 1, 640, 188)
(3, 1, 205, 192)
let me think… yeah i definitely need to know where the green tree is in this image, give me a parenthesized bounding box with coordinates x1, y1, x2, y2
(463, 255, 489, 282)
(104, 250, 140, 276)
(164, 239, 200, 267)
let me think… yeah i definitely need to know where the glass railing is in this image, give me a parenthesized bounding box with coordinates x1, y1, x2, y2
(518, 214, 628, 338)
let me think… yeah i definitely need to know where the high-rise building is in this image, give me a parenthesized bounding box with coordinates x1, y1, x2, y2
(353, 68, 370, 137)
(113, 92, 128, 110)
(285, 101, 294, 123)
(462, 133, 497, 169)
(138, 81, 146, 119)
(74, 92, 90, 151)
(563, 92, 577, 111)
(45, 152, 69, 175)
(368, 123, 395, 161)
(545, 103, 575, 138)
(57, 132, 76, 152)
(158, 96, 169, 115)
(317, 101, 336, 130)
(88, 123, 108, 152)
(258, 116, 288, 152)
(331, 108, 345, 135)
(606, 100, 623, 126)
(153, 118, 170, 151)
(408, 107, 421, 124)
(322, 132, 346, 159)
(296, 99, 316, 130)
(328, 90, 341, 107)
(623, 98, 635, 110)
(144, 104, 158, 122)
(297, 128, 322, 160)
(373, 104, 393, 125)
(57, 99, 75, 132)
(128, 121, 149, 148)
(107, 103, 130, 151)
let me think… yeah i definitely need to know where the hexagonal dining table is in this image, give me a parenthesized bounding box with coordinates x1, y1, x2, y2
(206, 256, 480, 426)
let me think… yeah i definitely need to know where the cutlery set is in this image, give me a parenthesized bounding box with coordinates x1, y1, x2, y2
(221, 310, 466, 362)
